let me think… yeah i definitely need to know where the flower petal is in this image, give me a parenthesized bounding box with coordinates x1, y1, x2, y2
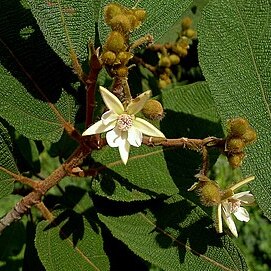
(233, 207, 250, 222)
(232, 191, 255, 204)
(82, 120, 115, 136)
(126, 90, 152, 115)
(100, 86, 124, 114)
(217, 204, 223, 233)
(222, 210, 238, 237)
(133, 118, 165, 138)
(118, 135, 130, 165)
(106, 127, 123, 147)
(101, 110, 118, 125)
(127, 126, 142, 147)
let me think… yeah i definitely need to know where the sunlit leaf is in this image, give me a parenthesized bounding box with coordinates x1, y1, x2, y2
(198, 0, 271, 219)
(29, 0, 100, 65)
(0, 123, 18, 198)
(0, 65, 77, 142)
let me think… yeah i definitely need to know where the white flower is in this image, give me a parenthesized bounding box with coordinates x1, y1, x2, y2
(82, 86, 165, 164)
(217, 176, 255, 237)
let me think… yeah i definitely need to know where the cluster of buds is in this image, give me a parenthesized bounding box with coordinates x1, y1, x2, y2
(100, 3, 147, 78)
(224, 118, 257, 168)
(189, 175, 255, 237)
(147, 16, 197, 89)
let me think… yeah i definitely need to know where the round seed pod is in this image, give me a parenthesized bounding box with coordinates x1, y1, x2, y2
(116, 51, 133, 65)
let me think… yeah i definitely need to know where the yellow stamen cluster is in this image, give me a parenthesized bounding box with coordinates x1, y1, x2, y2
(100, 3, 147, 78)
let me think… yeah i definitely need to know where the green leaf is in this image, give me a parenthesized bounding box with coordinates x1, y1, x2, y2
(197, 0, 271, 218)
(98, 0, 193, 44)
(92, 82, 223, 201)
(0, 65, 77, 142)
(29, 0, 100, 65)
(35, 193, 110, 271)
(0, 123, 18, 198)
(99, 194, 248, 271)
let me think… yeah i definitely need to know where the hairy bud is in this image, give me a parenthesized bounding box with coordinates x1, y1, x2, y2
(142, 99, 164, 120)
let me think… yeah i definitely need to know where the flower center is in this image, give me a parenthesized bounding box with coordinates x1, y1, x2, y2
(228, 199, 241, 213)
(117, 114, 133, 131)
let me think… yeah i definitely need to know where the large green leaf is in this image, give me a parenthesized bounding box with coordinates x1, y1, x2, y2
(98, 0, 193, 44)
(0, 123, 18, 198)
(92, 82, 223, 201)
(197, 0, 271, 218)
(0, 65, 77, 142)
(29, 0, 100, 65)
(99, 194, 247, 271)
(35, 192, 110, 271)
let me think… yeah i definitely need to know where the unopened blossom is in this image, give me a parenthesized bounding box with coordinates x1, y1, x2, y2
(82, 86, 165, 164)
(217, 176, 255, 237)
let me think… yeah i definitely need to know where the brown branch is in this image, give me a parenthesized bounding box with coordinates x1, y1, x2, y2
(35, 202, 54, 222)
(0, 166, 40, 189)
(143, 136, 224, 150)
(0, 143, 93, 234)
(132, 56, 157, 74)
(85, 44, 102, 128)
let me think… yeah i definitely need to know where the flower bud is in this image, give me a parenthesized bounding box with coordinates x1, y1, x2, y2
(134, 8, 147, 22)
(159, 56, 171, 67)
(242, 128, 257, 144)
(198, 181, 221, 206)
(105, 31, 126, 53)
(100, 51, 116, 65)
(116, 51, 133, 65)
(181, 17, 193, 30)
(104, 3, 123, 25)
(226, 138, 245, 153)
(115, 66, 129, 77)
(142, 99, 164, 120)
(109, 14, 132, 33)
(228, 118, 249, 137)
(169, 54, 180, 65)
(183, 29, 197, 39)
(228, 152, 245, 168)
